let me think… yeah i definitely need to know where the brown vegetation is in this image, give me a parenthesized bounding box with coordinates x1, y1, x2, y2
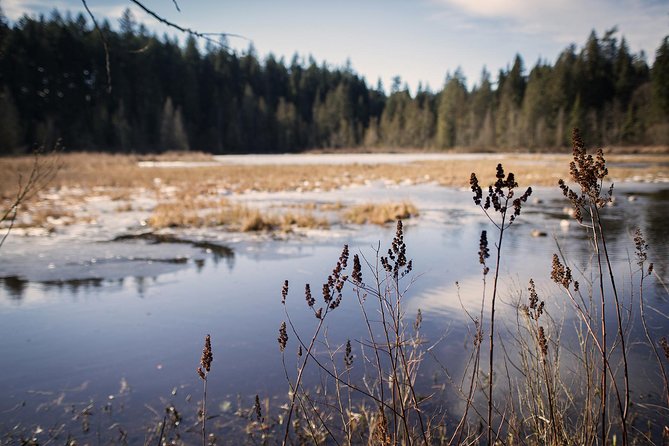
(2, 152, 668, 202)
(343, 202, 418, 225)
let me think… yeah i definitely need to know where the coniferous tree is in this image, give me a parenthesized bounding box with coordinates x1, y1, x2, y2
(436, 70, 467, 148)
(0, 11, 666, 153)
(649, 36, 669, 143)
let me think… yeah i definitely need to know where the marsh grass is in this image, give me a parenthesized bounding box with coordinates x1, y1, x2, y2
(148, 199, 329, 232)
(343, 202, 419, 225)
(4, 144, 669, 445)
(2, 152, 668, 199)
(1, 151, 666, 237)
(262, 132, 669, 445)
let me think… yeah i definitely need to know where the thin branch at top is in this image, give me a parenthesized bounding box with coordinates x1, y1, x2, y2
(81, 0, 112, 93)
(128, 0, 248, 47)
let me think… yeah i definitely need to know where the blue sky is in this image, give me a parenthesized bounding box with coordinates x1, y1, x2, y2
(3, 0, 668, 92)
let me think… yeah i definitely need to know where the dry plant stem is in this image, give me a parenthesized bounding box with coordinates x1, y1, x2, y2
(324, 335, 350, 444)
(589, 208, 608, 446)
(352, 260, 388, 429)
(279, 345, 326, 445)
(450, 275, 487, 445)
(202, 377, 207, 445)
(487, 221, 505, 446)
(589, 206, 628, 445)
(558, 261, 629, 444)
(296, 381, 338, 445)
(389, 273, 430, 444)
(593, 206, 630, 441)
(156, 415, 166, 446)
(282, 308, 328, 446)
(534, 317, 559, 443)
(396, 346, 428, 445)
(354, 273, 386, 408)
(453, 328, 482, 446)
(197, 334, 213, 446)
(639, 275, 669, 406)
(471, 164, 531, 445)
(286, 315, 390, 409)
(375, 271, 403, 441)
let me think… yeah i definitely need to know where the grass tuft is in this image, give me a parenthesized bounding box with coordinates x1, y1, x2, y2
(343, 202, 418, 225)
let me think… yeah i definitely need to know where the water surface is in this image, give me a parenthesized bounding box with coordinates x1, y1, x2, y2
(1, 180, 668, 442)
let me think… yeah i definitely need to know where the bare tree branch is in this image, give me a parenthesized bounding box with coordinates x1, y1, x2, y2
(127, 0, 247, 46)
(81, 0, 112, 93)
(80, 0, 248, 94)
(0, 148, 61, 251)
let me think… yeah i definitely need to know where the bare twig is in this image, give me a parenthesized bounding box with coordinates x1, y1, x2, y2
(81, 0, 112, 93)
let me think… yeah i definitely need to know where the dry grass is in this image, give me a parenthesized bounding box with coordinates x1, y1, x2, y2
(343, 202, 418, 225)
(2, 152, 668, 200)
(1, 152, 666, 234)
(148, 200, 329, 233)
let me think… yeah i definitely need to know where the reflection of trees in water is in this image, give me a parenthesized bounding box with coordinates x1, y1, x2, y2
(0, 276, 28, 299)
(551, 188, 667, 271)
(0, 276, 106, 300)
(42, 278, 104, 295)
(643, 189, 669, 281)
(0, 246, 236, 301)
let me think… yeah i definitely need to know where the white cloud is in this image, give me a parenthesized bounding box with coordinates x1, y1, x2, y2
(2, 0, 72, 20)
(433, 0, 668, 57)
(440, 0, 564, 19)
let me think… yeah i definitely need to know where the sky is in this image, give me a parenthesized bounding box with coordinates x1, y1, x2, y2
(2, 0, 668, 93)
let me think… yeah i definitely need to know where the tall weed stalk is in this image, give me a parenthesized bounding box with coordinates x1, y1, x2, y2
(470, 164, 532, 445)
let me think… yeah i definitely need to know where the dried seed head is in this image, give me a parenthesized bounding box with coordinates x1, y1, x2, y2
(254, 395, 263, 422)
(199, 334, 213, 377)
(478, 230, 490, 266)
(510, 187, 532, 223)
(352, 254, 363, 284)
(281, 280, 289, 305)
(470, 173, 483, 206)
(538, 326, 548, 356)
(559, 128, 613, 220)
(551, 254, 572, 289)
(634, 228, 648, 268)
(322, 245, 350, 309)
(472, 163, 528, 225)
(305, 284, 315, 307)
(278, 322, 288, 352)
(526, 279, 545, 321)
(344, 339, 353, 368)
(528, 279, 538, 310)
(381, 220, 411, 280)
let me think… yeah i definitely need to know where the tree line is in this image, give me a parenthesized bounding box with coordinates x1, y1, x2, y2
(0, 8, 668, 153)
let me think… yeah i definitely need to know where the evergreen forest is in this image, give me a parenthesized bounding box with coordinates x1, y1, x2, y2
(1, 8, 668, 154)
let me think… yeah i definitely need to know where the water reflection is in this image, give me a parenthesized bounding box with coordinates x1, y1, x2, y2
(0, 183, 667, 442)
(0, 235, 235, 300)
(0, 275, 28, 299)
